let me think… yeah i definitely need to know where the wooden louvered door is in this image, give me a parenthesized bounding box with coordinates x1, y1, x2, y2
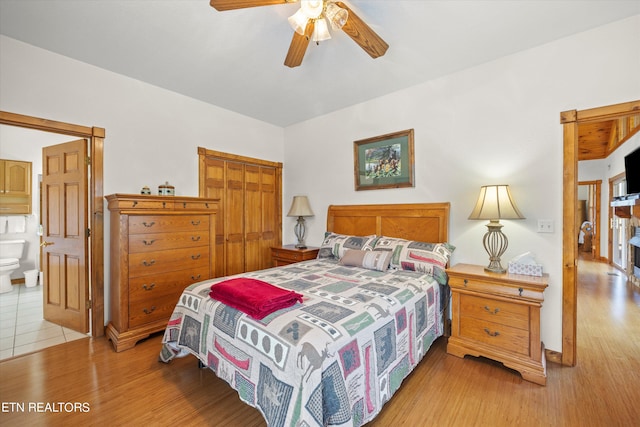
(198, 148, 282, 277)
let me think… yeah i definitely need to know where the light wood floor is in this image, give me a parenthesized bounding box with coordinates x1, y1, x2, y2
(1, 260, 639, 426)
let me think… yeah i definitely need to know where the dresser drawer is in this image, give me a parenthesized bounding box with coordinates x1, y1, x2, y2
(129, 215, 209, 235)
(129, 230, 210, 253)
(173, 200, 218, 211)
(459, 317, 530, 355)
(128, 292, 184, 328)
(128, 267, 210, 302)
(459, 294, 529, 330)
(129, 246, 210, 277)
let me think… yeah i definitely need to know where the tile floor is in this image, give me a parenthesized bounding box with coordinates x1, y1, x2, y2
(0, 283, 88, 361)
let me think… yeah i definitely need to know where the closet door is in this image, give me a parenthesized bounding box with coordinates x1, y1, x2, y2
(226, 161, 246, 275)
(200, 157, 226, 277)
(198, 148, 282, 277)
(260, 166, 279, 269)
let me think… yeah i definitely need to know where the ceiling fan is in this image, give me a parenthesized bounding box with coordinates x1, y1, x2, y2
(209, 0, 389, 68)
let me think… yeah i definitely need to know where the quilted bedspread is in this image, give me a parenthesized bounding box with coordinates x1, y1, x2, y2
(160, 259, 445, 427)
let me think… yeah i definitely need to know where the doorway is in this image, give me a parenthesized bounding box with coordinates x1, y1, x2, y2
(561, 100, 640, 367)
(577, 180, 601, 261)
(0, 111, 105, 337)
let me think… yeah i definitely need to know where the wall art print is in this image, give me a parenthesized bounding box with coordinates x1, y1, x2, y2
(353, 129, 415, 191)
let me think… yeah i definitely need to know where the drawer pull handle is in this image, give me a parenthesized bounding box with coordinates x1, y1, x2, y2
(191, 274, 201, 281)
(484, 328, 500, 337)
(142, 260, 156, 267)
(463, 279, 468, 287)
(143, 306, 156, 315)
(132, 201, 138, 207)
(191, 236, 201, 242)
(183, 202, 187, 208)
(142, 283, 156, 291)
(191, 220, 201, 226)
(191, 254, 201, 260)
(142, 239, 156, 246)
(519, 287, 523, 296)
(142, 221, 155, 228)
(484, 306, 500, 315)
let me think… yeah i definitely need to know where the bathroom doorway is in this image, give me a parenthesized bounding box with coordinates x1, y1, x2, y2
(0, 111, 104, 337)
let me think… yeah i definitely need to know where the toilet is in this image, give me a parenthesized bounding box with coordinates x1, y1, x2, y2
(0, 239, 26, 294)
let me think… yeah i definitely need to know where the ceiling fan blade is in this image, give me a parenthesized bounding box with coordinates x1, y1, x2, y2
(335, 2, 389, 58)
(284, 20, 315, 68)
(210, 0, 289, 11)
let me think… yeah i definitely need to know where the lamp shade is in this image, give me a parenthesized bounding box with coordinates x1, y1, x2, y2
(325, 2, 348, 30)
(288, 8, 309, 35)
(468, 185, 525, 220)
(312, 18, 331, 42)
(287, 196, 314, 217)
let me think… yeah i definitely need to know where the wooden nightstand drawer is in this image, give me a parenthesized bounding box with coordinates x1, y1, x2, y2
(459, 317, 530, 355)
(271, 245, 319, 266)
(460, 294, 529, 330)
(449, 275, 543, 302)
(446, 263, 548, 385)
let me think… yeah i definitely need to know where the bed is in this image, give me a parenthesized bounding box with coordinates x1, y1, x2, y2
(159, 203, 452, 427)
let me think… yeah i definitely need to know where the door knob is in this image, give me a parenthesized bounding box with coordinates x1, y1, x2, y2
(41, 241, 55, 247)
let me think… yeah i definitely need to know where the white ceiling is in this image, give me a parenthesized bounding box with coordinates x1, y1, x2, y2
(1, 0, 638, 127)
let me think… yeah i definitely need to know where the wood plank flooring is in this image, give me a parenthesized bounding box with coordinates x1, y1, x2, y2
(1, 260, 639, 426)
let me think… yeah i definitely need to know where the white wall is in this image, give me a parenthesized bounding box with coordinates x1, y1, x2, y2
(283, 15, 640, 352)
(0, 35, 284, 319)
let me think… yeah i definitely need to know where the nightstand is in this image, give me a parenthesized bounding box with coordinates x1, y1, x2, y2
(270, 245, 319, 267)
(446, 263, 549, 385)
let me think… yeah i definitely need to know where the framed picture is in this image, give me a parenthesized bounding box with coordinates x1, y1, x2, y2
(353, 129, 415, 191)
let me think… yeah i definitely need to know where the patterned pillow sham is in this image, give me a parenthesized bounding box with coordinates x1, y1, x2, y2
(316, 233, 378, 259)
(372, 236, 455, 285)
(339, 249, 392, 271)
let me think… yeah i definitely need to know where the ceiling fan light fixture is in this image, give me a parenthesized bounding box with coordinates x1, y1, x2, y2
(288, 8, 309, 35)
(300, 0, 323, 19)
(325, 2, 348, 30)
(312, 17, 331, 42)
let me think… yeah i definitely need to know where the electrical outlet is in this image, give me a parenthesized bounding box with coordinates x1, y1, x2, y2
(537, 219, 554, 233)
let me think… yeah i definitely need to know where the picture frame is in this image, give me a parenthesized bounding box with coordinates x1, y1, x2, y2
(353, 129, 415, 191)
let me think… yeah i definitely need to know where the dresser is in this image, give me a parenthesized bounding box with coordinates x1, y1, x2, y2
(106, 194, 219, 352)
(446, 263, 548, 385)
(270, 245, 319, 266)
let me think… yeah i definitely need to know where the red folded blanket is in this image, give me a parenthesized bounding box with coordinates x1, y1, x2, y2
(209, 278, 303, 320)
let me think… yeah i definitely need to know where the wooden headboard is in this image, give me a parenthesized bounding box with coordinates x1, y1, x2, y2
(326, 203, 450, 243)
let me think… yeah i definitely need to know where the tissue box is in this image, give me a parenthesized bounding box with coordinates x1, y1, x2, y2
(508, 262, 543, 277)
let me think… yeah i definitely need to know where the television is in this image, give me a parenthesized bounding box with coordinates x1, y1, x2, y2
(624, 145, 640, 196)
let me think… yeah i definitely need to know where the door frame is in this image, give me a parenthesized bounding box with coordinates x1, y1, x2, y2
(560, 100, 640, 366)
(0, 110, 105, 337)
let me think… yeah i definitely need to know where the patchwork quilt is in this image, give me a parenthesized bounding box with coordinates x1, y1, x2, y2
(160, 259, 445, 427)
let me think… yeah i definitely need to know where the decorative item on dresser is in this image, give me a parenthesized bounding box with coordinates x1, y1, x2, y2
(446, 263, 548, 385)
(270, 244, 319, 267)
(105, 194, 219, 352)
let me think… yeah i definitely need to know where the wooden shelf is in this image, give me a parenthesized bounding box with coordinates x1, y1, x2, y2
(611, 197, 640, 219)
